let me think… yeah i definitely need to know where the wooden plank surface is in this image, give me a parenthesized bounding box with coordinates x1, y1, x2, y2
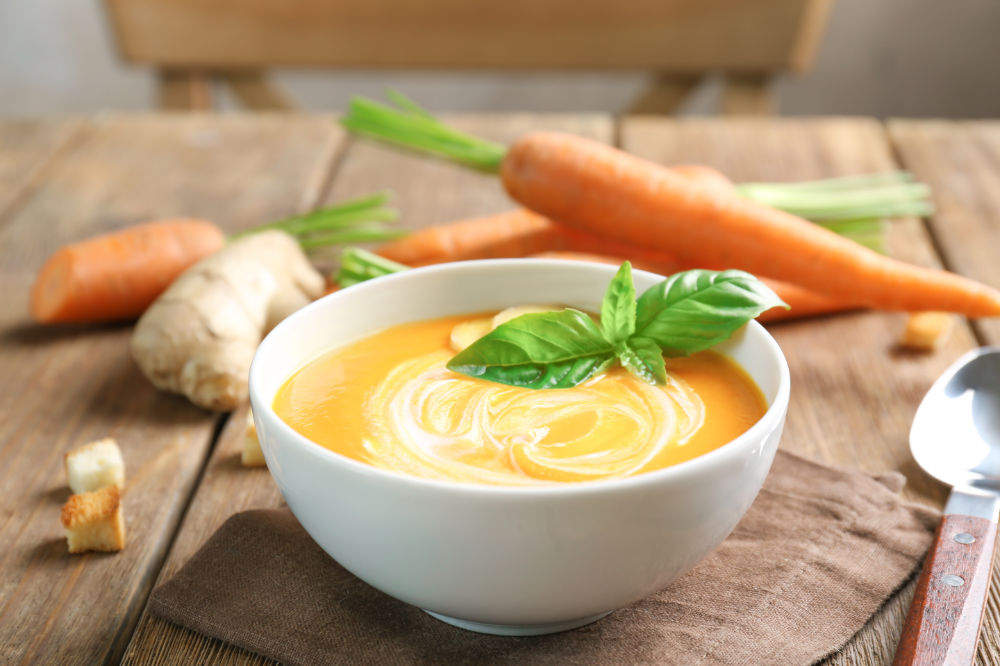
(622, 117, 976, 500)
(619, 117, 982, 664)
(889, 120, 1000, 666)
(120, 114, 614, 665)
(5, 115, 999, 664)
(0, 114, 343, 664)
(889, 121, 1000, 347)
(0, 119, 83, 219)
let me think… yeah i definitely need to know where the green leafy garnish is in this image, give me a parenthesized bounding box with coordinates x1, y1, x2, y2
(634, 269, 788, 356)
(618, 336, 668, 385)
(447, 262, 786, 389)
(600, 262, 637, 345)
(335, 248, 784, 389)
(446, 309, 614, 389)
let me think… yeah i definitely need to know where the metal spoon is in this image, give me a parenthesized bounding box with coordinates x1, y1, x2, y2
(895, 347, 1000, 665)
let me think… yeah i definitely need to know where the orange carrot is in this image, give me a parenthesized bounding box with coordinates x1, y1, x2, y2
(530, 251, 861, 323)
(753, 280, 862, 323)
(30, 219, 225, 324)
(377, 209, 688, 273)
(377, 209, 554, 265)
(30, 193, 399, 324)
(344, 98, 1000, 317)
(378, 166, 723, 266)
(663, 164, 735, 194)
(377, 161, 728, 266)
(378, 209, 861, 323)
(500, 132, 1000, 316)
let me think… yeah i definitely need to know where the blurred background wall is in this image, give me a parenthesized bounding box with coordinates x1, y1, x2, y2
(2, 0, 998, 117)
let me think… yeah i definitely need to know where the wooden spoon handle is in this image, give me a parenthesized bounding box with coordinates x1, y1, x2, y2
(893, 513, 998, 665)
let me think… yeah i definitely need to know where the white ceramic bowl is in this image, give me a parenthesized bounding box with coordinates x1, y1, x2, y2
(249, 260, 790, 636)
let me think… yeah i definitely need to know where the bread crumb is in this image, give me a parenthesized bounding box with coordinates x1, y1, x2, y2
(900, 312, 954, 351)
(242, 410, 266, 467)
(61, 486, 126, 554)
(64, 437, 125, 494)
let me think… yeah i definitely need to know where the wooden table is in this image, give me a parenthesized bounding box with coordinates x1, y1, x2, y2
(2, 114, 999, 665)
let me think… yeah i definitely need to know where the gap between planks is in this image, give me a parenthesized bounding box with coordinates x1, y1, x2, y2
(884, 125, 988, 349)
(119, 115, 997, 665)
(0, 114, 349, 665)
(110, 118, 351, 663)
(0, 120, 89, 229)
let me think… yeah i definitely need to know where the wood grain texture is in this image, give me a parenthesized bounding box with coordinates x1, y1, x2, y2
(121, 405, 282, 666)
(895, 514, 998, 665)
(0, 119, 83, 220)
(888, 122, 1000, 347)
(0, 115, 342, 664)
(619, 116, 979, 664)
(622, 117, 974, 500)
(104, 0, 827, 71)
(888, 120, 1000, 666)
(5, 116, 995, 664)
(120, 114, 613, 665)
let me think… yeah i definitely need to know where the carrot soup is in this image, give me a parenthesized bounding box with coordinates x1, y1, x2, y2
(273, 311, 767, 486)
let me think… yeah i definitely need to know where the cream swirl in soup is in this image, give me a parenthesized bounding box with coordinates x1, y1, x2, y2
(273, 312, 766, 485)
(364, 350, 705, 484)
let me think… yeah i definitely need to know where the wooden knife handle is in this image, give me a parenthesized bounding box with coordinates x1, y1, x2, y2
(893, 514, 998, 666)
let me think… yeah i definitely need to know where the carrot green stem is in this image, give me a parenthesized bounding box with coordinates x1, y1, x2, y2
(337, 247, 409, 286)
(296, 226, 408, 250)
(737, 181, 933, 220)
(737, 171, 916, 193)
(341, 94, 507, 173)
(287, 208, 399, 234)
(340, 93, 935, 257)
(229, 191, 403, 249)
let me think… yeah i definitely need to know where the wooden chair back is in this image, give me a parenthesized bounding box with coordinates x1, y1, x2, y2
(103, 0, 833, 113)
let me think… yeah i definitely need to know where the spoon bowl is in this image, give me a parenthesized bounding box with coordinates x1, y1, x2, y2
(895, 347, 1000, 665)
(910, 347, 1000, 491)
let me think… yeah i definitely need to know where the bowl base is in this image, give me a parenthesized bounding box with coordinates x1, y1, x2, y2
(423, 610, 612, 636)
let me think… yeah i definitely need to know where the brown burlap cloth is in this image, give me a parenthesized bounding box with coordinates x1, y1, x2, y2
(150, 450, 939, 665)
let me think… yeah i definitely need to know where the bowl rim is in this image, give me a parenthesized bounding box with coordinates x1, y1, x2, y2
(249, 258, 791, 498)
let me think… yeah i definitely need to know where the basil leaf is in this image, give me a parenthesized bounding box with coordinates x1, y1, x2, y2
(617, 337, 668, 385)
(600, 261, 636, 345)
(447, 309, 615, 389)
(634, 269, 787, 355)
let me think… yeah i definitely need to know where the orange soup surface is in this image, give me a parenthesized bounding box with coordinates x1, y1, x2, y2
(274, 313, 767, 486)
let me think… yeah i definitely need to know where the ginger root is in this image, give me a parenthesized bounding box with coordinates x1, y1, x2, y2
(131, 230, 324, 411)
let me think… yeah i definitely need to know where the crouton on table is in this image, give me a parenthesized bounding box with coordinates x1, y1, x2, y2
(61, 486, 126, 554)
(64, 437, 125, 494)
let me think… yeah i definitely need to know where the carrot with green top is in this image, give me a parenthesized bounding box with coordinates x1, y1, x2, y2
(377, 204, 885, 268)
(343, 94, 999, 316)
(31, 218, 225, 324)
(341, 245, 859, 323)
(31, 193, 401, 324)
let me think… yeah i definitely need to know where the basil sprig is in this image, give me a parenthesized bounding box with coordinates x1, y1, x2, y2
(446, 263, 787, 389)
